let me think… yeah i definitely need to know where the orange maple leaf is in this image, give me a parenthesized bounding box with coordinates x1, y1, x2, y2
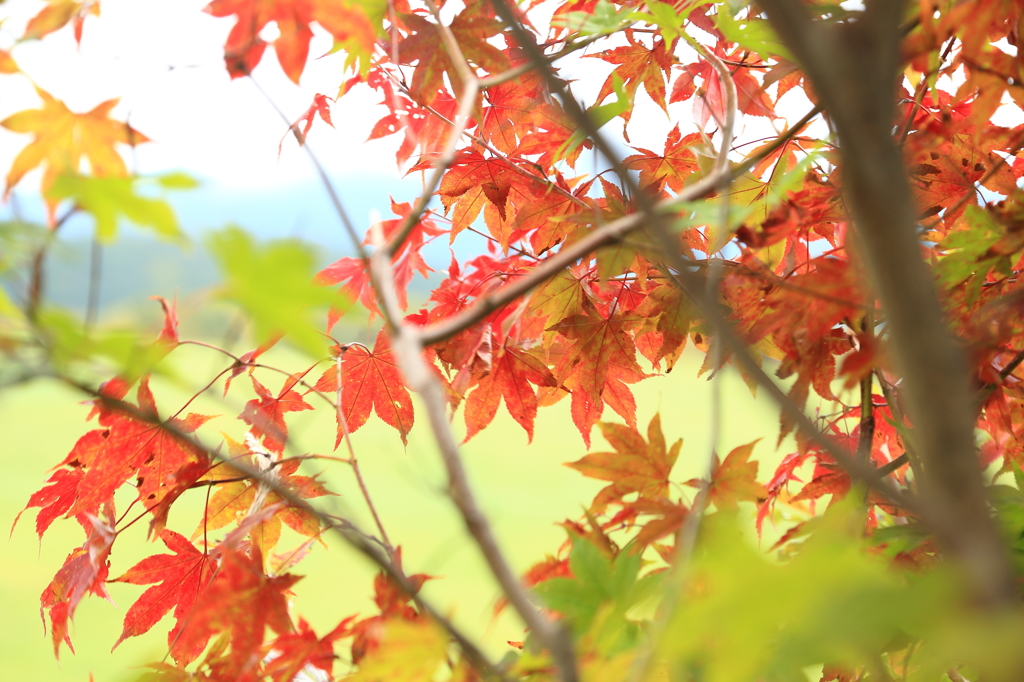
(567, 414, 681, 510)
(548, 299, 647, 445)
(463, 339, 557, 443)
(396, 5, 509, 105)
(688, 440, 767, 512)
(624, 125, 701, 193)
(587, 32, 674, 126)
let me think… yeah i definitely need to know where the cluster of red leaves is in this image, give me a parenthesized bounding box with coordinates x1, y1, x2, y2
(10, 0, 1024, 678)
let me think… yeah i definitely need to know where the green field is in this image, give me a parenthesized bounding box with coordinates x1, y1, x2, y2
(1, 342, 790, 681)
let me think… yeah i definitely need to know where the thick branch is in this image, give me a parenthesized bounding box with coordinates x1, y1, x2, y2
(755, 0, 1015, 606)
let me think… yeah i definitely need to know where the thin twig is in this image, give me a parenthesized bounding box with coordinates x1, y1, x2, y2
(334, 352, 393, 552)
(416, 104, 822, 348)
(489, 0, 914, 513)
(56, 374, 508, 682)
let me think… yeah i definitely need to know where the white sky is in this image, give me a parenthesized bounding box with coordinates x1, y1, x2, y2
(0, 0, 404, 194)
(10, 0, 1016, 238)
(0, 0, 818, 197)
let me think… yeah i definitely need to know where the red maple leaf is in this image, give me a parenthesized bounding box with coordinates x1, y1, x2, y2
(317, 199, 445, 322)
(14, 468, 84, 539)
(264, 617, 354, 682)
(790, 463, 851, 505)
(171, 545, 301, 672)
(311, 330, 414, 445)
(548, 299, 646, 445)
(112, 529, 217, 662)
(18, 377, 214, 532)
(240, 374, 313, 454)
(205, 0, 375, 83)
(40, 510, 115, 658)
(463, 339, 557, 442)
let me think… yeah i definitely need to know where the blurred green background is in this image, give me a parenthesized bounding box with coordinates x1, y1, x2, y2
(1, 233, 795, 681)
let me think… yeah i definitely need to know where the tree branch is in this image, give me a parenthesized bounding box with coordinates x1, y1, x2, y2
(367, 242, 579, 682)
(56, 374, 508, 682)
(755, 0, 1015, 606)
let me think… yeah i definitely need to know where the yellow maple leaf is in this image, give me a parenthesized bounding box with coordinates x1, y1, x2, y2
(1, 87, 148, 213)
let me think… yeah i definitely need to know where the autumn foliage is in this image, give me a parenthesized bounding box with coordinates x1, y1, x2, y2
(6, 0, 1024, 681)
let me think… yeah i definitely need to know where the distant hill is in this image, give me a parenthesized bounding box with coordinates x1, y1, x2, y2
(2, 172, 478, 340)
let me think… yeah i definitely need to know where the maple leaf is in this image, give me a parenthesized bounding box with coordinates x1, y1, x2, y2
(566, 414, 681, 511)
(205, 0, 375, 83)
(548, 299, 647, 445)
(790, 464, 851, 505)
(240, 374, 313, 454)
(171, 545, 301, 671)
(13, 468, 84, 539)
(151, 295, 180, 347)
(687, 440, 767, 512)
(112, 530, 217, 662)
(514, 177, 593, 254)
(588, 32, 674, 126)
(396, 5, 509, 105)
(280, 93, 335, 154)
(295, 93, 333, 138)
(311, 330, 414, 445)
(906, 129, 1017, 225)
(1, 88, 148, 204)
(318, 199, 445, 323)
(40, 510, 116, 658)
(756, 450, 811, 538)
(524, 266, 589, 345)
(624, 125, 701, 193)
(634, 282, 694, 370)
(194, 438, 333, 554)
(22, 0, 99, 44)
(463, 339, 557, 442)
(264, 617, 354, 682)
(351, 552, 432, 663)
(427, 148, 542, 249)
(479, 63, 548, 155)
(18, 376, 214, 528)
(631, 497, 689, 548)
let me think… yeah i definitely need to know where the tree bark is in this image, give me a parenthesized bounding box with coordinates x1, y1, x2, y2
(754, 0, 1015, 607)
